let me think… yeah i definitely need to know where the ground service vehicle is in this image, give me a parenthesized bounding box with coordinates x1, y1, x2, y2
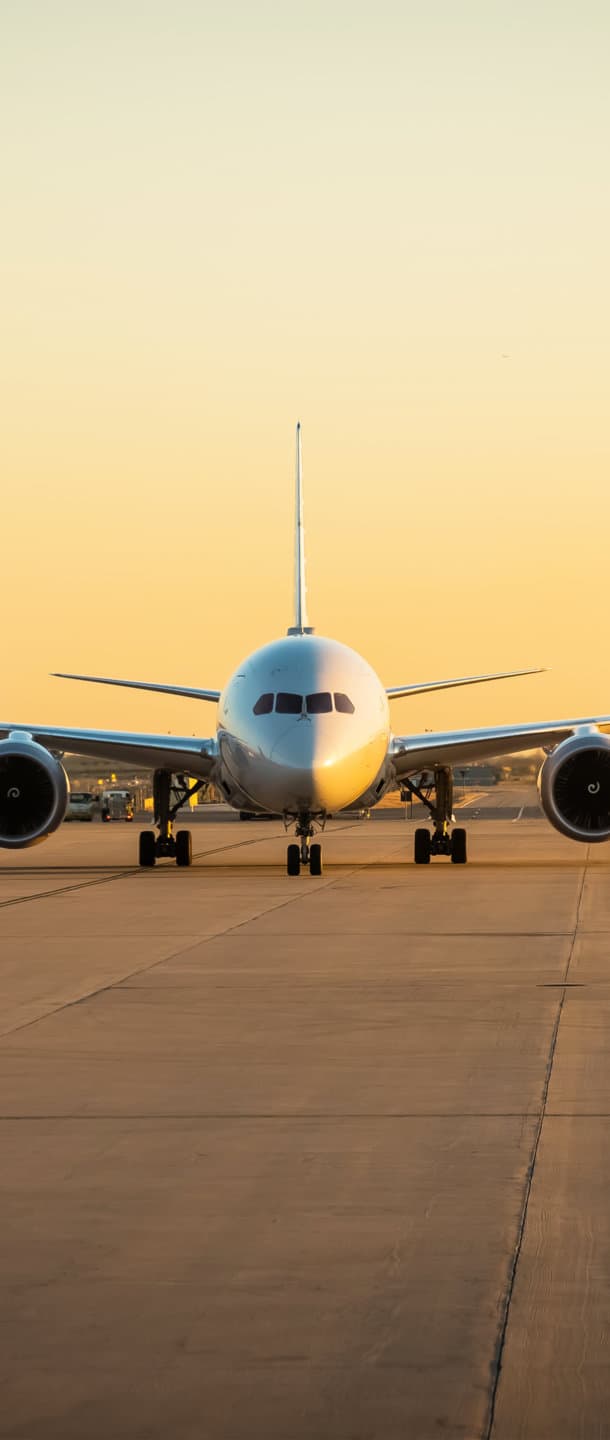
(101, 790, 134, 822)
(64, 791, 95, 822)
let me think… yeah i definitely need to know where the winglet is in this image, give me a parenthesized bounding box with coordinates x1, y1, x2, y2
(287, 422, 314, 636)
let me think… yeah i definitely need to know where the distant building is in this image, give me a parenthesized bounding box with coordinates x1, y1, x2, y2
(454, 764, 498, 786)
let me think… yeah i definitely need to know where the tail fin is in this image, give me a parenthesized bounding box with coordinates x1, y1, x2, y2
(287, 422, 314, 635)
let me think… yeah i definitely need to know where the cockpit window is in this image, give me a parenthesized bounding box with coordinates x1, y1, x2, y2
(275, 692, 303, 714)
(306, 692, 332, 714)
(253, 693, 273, 715)
(254, 690, 355, 716)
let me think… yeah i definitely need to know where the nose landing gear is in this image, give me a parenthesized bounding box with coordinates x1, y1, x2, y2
(404, 768, 468, 865)
(138, 770, 204, 867)
(286, 816, 324, 876)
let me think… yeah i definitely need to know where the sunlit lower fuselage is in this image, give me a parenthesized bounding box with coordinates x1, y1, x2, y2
(217, 634, 390, 815)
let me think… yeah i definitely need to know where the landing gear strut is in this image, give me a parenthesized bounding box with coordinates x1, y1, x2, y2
(403, 767, 468, 865)
(286, 814, 323, 876)
(138, 770, 204, 867)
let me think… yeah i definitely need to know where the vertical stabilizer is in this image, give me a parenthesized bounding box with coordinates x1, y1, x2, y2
(288, 422, 314, 635)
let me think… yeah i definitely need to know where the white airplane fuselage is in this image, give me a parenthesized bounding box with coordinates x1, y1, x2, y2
(217, 634, 390, 815)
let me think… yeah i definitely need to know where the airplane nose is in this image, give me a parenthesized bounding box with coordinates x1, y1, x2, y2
(224, 713, 384, 815)
(270, 723, 327, 805)
(270, 721, 314, 767)
(263, 720, 360, 811)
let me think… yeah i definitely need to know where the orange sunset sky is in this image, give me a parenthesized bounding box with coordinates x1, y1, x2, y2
(2, 2, 609, 740)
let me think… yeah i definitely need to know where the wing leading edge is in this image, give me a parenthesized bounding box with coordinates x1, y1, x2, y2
(391, 715, 610, 777)
(0, 723, 218, 777)
(52, 673, 221, 703)
(386, 666, 544, 700)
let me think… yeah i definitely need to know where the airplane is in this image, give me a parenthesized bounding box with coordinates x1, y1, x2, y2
(2, 423, 610, 875)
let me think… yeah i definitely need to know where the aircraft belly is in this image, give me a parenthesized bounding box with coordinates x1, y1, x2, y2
(219, 729, 386, 814)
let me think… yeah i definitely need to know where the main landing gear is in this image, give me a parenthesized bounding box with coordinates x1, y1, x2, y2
(138, 770, 204, 868)
(286, 815, 323, 877)
(402, 767, 468, 866)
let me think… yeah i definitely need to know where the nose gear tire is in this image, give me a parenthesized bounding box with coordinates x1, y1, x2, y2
(310, 842, 323, 876)
(287, 843, 301, 876)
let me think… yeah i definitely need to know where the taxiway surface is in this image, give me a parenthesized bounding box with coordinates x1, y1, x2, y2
(1, 789, 608, 1438)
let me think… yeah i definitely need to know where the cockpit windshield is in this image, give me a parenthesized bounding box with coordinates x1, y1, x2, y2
(275, 693, 303, 714)
(306, 692, 332, 714)
(252, 691, 356, 715)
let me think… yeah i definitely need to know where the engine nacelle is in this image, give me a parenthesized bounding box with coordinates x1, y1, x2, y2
(0, 733, 69, 848)
(538, 731, 610, 843)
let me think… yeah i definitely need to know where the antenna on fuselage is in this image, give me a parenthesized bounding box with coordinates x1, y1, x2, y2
(287, 421, 314, 636)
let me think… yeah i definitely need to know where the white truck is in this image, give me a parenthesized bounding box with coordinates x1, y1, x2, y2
(101, 790, 134, 822)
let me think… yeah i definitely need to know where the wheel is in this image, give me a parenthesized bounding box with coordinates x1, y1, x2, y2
(239, 811, 253, 821)
(139, 830, 156, 867)
(310, 842, 323, 876)
(414, 828, 431, 865)
(451, 828, 467, 864)
(176, 830, 192, 867)
(287, 843, 300, 876)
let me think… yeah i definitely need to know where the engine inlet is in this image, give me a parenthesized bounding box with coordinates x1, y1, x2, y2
(553, 747, 610, 833)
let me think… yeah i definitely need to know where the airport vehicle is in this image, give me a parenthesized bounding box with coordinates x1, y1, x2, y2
(1, 425, 610, 873)
(100, 790, 134, 823)
(64, 791, 95, 822)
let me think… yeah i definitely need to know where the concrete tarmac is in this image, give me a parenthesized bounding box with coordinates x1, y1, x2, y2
(1, 790, 609, 1439)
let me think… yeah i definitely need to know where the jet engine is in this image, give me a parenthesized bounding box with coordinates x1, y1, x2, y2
(538, 732, 610, 843)
(0, 734, 69, 848)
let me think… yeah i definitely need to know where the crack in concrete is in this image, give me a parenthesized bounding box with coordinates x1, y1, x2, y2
(484, 854, 589, 1439)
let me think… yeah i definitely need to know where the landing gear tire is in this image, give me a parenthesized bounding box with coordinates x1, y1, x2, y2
(451, 828, 467, 864)
(287, 843, 300, 877)
(139, 831, 156, 867)
(310, 842, 323, 877)
(176, 830, 192, 867)
(414, 828, 431, 865)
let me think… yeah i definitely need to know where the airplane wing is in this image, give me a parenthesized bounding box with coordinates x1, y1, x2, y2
(391, 714, 610, 777)
(386, 666, 543, 700)
(0, 722, 218, 777)
(52, 673, 221, 703)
